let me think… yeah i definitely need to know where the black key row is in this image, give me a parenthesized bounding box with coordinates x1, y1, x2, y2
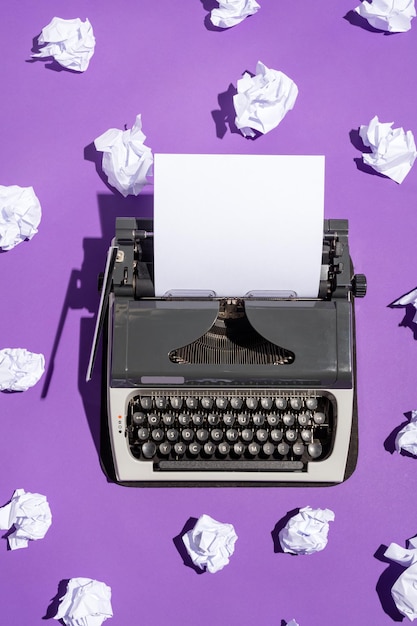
(135, 395, 319, 412)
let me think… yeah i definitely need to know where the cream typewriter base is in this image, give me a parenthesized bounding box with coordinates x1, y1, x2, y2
(105, 387, 356, 486)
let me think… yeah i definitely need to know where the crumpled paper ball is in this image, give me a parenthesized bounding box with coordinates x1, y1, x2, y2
(395, 410, 417, 456)
(385, 537, 417, 621)
(0, 185, 41, 251)
(54, 578, 113, 626)
(354, 0, 416, 32)
(278, 506, 335, 555)
(94, 114, 154, 197)
(0, 488, 52, 550)
(391, 287, 417, 323)
(182, 514, 238, 573)
(210, 0, 261, 28)
(233, 61, 298, 138)
(32, 17, 96, 72)
(0, 348, 45, 392)
(359, 115, 417, 183)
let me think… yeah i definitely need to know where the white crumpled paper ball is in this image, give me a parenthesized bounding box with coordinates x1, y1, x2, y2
(210, 0, 261, 29)
(354, 0, 416, 33)
(0, 488, 52, 550)
(182, 514, 238, 573)
(54, 577, 113, 626)
(278, 506, 335, 555)
(94, 114, 154, 197)
(32, 17, 96, 72)
(0, 185, 41, 251)
(359, 115, 417, 183)
(395, 410, 417, 456)
(0, 348, 45, 392)
(385, 537, 417, 621)
(233, 61, 298, 138)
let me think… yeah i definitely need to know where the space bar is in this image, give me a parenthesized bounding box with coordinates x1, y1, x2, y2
(157, 460, 304, 472)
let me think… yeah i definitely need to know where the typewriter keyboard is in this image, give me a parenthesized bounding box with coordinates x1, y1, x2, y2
(126, 390, 336, 471)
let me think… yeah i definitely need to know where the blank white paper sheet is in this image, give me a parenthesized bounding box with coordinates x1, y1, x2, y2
(153, 154, 325, 298)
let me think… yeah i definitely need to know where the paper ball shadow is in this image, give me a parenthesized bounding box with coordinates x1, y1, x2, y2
(43, 579, 70, 621)
(374, 545, 405, 621)
(271, 507, 300, 554)
(84, 142, 117, 196)
(388, 295, 417, 340)
(384, 411, 417, 457)
(173, 517, 206, 574)
(200, 0, 231, 31)
(26, 34, 82, 73)
(1, 525, 16, 550)
(349, 129, 390, 179)
(343, 10, 398, 35)
(212, 77, 262, 140)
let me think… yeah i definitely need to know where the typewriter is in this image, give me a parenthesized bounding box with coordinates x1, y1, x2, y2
(87, 217, 366, 486)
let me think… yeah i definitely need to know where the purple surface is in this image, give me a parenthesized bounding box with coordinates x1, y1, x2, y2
(1, 1, 417, 624)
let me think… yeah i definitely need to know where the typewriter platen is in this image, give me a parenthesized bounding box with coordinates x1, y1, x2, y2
(87, 217, 366, 486)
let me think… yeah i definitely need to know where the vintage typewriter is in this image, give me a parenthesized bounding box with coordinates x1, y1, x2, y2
(87, 217, 366, 486)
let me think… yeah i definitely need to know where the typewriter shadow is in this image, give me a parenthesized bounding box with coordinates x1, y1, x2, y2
(43, 579, 70, 621)
(41, 192, 153, 469)
(173, 517, 206, 574)
(271, 508, 300, 554)
(384, 411, 416, 456)
(374, 545, 405, 621)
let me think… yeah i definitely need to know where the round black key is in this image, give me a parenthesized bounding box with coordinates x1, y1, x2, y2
(170, 397, 183, 410)
(203, 442, 216, 456)
(256, 429, 268, 442)
(230, 397, 243, 410)
(140, 397, 153, 410)
(314, 412, 326, 425)
(263, 442, 275, 456)
(275, 397, 287, 410)
(248, 442, 261, 456)
(277, 441, 290, 455)
(238, 413, 250, 426)
(137, 427, 150, 441)
(196, 428, 209, 442)
(306, 397, 318, 410)
(241, 428, 253, 442)
(267, 414, 279, 426)
(216, 397, 228, 410)
(178, 413, 191, 426)
(201, 397, 213, 409)
(253, 413, 265, 426)
(233, 442, 245, 455)
(223, 413, 235, 426)
(142, 441, 156, 458)
(283, 413, 295, 426)
(301, 429, 312, 442)
(151, 428, 164, 442)
(261, 397, 273, 409)
(218, 442, 230, 455)
(159, 442, 171, 455)
(186, 397, 199, 409)
(132, 411, 146, 425)
(298, 412, 310, 426)
(166, 428, 179, 442)
(155, 396, 167, 409)
(290, 397, 302, 410)
(226, 429, 239, 442)
(147, 413, 160, 426)
(285, 429, 297, 442)
(208, 413, 220, 426)
(182, 428, 194, 441)
(189, 442, 201, 455)
(174, 442, 186, 455)
(246, 397, 258, 410)
(211, 428, 223, 442)
(162, 413, 175, 426)
(292, 442, 304, 456)
(270, 429, 283, 442)
(192, 414, 205, 426)
(308, 441, 323, 459)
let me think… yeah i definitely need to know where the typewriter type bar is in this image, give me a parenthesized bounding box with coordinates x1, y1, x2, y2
(90, 217, 366, 485)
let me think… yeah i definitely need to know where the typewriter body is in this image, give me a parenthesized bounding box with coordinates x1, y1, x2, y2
(90, 217, 366, 486)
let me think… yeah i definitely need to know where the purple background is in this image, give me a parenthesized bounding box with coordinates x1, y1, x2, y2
(1, 1, 417, 624)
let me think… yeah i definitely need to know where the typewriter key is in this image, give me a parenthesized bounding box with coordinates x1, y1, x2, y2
(141, 442, 156, 458)
(275, 397, 287, 410)
(132, 412, 146, 425)
(277, 442, 290, 455)
(290, 397, 302, 410)
(313, 412, 325, 425)
(308, 441, 323, 458)
(306, 397, 318, 410)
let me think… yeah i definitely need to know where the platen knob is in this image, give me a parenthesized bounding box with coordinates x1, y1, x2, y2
(352, 274, 367, 298)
